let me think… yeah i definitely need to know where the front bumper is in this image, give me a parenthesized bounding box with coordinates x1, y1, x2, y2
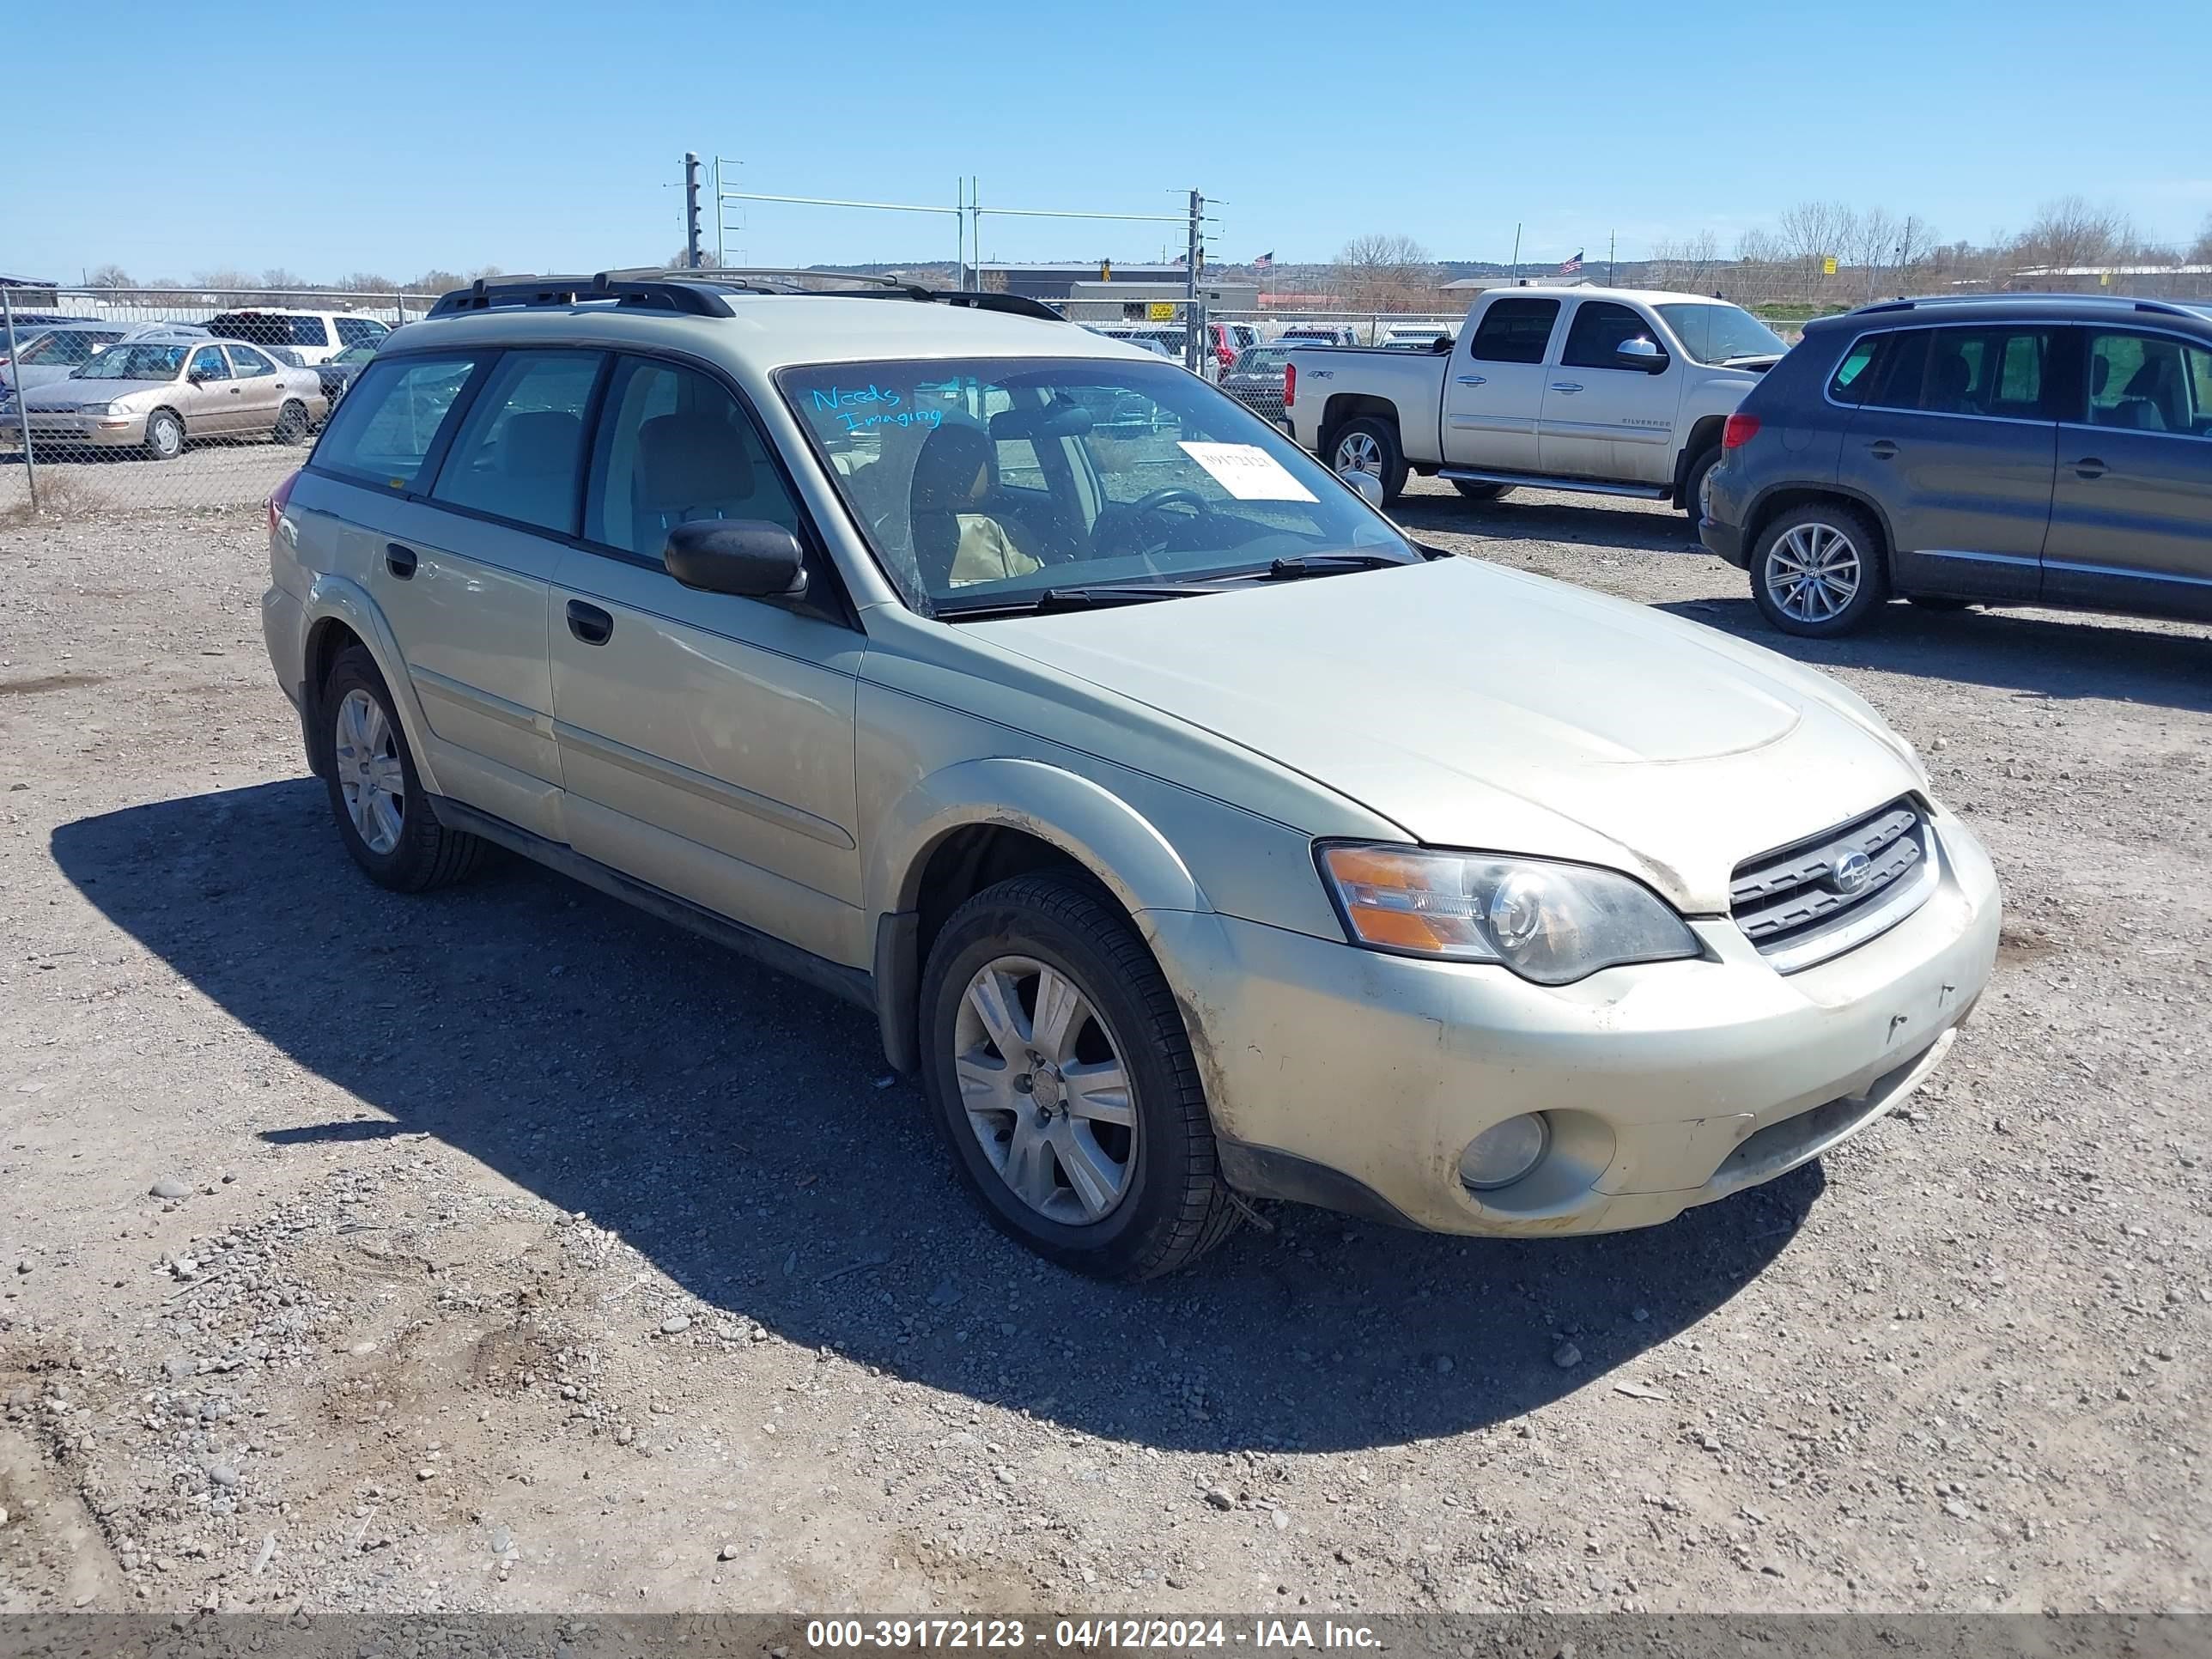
(0, 412, 147, 449)
(1146, 805, 2001, 1237)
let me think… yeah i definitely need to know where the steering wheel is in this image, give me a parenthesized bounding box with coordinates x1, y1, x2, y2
(1092, 486, 1218, 562)
(1126, 486, 1212, 518)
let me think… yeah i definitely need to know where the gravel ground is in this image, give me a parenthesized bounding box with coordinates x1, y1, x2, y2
(1, 441, 301, 520)
(0, 482, 2204, 1617)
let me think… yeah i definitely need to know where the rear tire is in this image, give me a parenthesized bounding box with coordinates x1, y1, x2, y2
(1450, 480, 1515, 501)
(272, 400, 310, 446)
(319, 646, 488, 891)
(1748, 502, 1889, 638)
(1328, 416, 1408, 506)
(143, 410, 184, 462)
(919, 874, 1238, 1280)
(1680, 446, 1721, 519)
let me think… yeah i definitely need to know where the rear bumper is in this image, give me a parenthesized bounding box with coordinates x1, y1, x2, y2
(1144, 805, 2001, 1237)
(1699, 514, 1747, 567)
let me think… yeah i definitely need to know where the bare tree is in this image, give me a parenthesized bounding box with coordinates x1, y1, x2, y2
(1735, 228, 1782, 265)
(1846, 208, 1900, 300)
(260, 267, 307, 291)
(1333, 234, 1440, 311)
(85, 264, 134, 288)
(2011, 197, 2130, 274)
(413, 269, 465, 295)
(339, 271, 398, 293)
(2194, 214, 2212, 264)
(1893, 216, 1937, 287)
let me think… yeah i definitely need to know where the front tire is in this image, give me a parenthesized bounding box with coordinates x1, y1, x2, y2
(1328, 416, 1408, 505)
(143, 410, 184, 462)
(1748, 502, 1888, 637)
(919, 874, 1238, 1280)
(319, 646, 488, 891)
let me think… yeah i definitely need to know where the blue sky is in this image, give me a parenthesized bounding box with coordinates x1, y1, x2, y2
(9, 0, 2209, 284)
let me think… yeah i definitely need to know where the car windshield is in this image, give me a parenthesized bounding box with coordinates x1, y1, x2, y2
(1656, 302, 1790, 365)
(780, 356, 1416, 614)
(75, 343, 188, 380)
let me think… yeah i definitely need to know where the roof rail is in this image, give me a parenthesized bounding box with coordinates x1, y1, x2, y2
(1849, 291, 2198, 319)
(426, 273, 735, 319)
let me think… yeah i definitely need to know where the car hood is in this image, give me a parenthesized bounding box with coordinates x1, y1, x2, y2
(23, 377, 168, 407)
(970, 557, 1924, 914)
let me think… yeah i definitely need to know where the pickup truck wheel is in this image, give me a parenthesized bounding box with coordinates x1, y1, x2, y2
(1748, 504, 1889, 637)
(1680, 446, 1721, 519)
(1450, 480, 1514, 501)
(320, 646, 489, 891)
(920, 874, 1239, 1280)
(1328, 417, 1407, 505)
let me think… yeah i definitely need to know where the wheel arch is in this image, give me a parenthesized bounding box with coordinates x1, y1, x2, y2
(298, 574, 445, 797)
(866, 760, 1207, 1073)
(1316, 393, 1401, 459)
(1674, 416, 1729, 501)
(1744, 483, 1897, 574)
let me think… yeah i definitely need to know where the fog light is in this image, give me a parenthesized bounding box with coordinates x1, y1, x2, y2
(1459, 1114, 1549, 1191)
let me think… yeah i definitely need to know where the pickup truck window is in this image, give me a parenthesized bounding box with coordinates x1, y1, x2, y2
(1653, 303, 1789, 367)
(1561, 302, 1661, 369)
(1466, 300, 1559, 365)
(778, 356, 1413, 613)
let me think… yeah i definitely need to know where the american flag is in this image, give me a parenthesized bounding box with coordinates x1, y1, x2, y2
(1254, 250, 1274, 271)
(1560, 250, 1584, 274)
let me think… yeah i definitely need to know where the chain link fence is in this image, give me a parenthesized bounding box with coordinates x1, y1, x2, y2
(1, 288, 434, 524)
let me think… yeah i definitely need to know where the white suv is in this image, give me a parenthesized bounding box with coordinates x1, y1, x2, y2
(204, 307, 391, 366)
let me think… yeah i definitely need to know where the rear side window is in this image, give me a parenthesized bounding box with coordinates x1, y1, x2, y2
(286, 316, 331, 348)
(1466, 299, 1560, 364)
(430, 350, 605, 534)
(1828, 335, 1886, 402)
(225, 345, 276, 378)
(1560, 301, 1661, 369)
(310, 354, 478, 489)
(1847, 327, 2057, 419)
(333, 317, 387, 348)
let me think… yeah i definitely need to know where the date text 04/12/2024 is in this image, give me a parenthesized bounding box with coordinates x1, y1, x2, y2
(802, 1620, 1382, 1651)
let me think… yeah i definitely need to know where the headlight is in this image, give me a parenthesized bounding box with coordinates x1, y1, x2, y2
(104, 402, 132, 417)
(1318, 843, 1698, 985)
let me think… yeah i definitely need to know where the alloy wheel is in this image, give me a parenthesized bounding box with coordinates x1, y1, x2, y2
(1334, 430, 1383, 478)
(952, 955, 1137, 1225)
(1765, 521, 1863, 623)
(332, 688, 405, 855)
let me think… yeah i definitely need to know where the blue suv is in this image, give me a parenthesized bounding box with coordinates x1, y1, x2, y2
(1700, 294, 2212, 636)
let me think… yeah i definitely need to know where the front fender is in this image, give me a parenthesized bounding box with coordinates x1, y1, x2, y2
(865, 757, 1207, 924)
(301, 574, 445, 798)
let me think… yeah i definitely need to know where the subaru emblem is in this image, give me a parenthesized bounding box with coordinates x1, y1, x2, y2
(1830, 850, 1872, 894)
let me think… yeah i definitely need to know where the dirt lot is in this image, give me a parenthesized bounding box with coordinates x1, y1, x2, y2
(0, 482, 2204, 1617)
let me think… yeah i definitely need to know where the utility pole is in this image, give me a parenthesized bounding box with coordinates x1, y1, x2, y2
(1510, 222, 1522, 282)
(683, 152, 703, 270)
(1607, 231, 1616, 286)
(1185, 189, 1203, 374)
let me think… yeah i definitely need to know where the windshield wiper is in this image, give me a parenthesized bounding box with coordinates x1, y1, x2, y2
(1261, 551, 1418, 579)
(938, 583, 1219, 620)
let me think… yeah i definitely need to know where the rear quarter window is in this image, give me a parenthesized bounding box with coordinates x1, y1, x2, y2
(309, 355, 479, 489)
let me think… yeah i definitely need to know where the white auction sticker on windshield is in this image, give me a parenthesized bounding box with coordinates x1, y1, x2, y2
(1176, 441, 1318, 503)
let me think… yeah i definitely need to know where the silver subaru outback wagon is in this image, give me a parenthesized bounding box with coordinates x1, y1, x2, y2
(261, 272, 2002, 1279)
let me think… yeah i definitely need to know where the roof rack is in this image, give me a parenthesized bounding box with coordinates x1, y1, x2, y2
(424, 268, 1067, 325)
(425, 273, 736, 319)
(1846, 292, 2195, 319)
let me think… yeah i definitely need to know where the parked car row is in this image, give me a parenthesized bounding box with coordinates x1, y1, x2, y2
(257, 269, 2000, 1278)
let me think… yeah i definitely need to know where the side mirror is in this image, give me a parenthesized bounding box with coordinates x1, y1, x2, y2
(663, 520, 810, 600)
(1614, 337, 1668, 374)
(1339, 468, 1385, 508)
(1429, 336, 1453, 353)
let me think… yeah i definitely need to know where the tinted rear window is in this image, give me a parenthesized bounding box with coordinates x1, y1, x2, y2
(207, 313, 331, 348)
(1467, 299, 1560, 364)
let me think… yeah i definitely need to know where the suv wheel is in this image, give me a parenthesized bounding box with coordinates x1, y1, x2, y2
(1749, 503, 1888, 637)
(919, 874, 1239, 1280)
(1328, 417, 1408, 505)
(320, 646, 487, 890)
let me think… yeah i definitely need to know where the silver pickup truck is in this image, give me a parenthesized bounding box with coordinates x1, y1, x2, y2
(1285, 285, 1788, 513)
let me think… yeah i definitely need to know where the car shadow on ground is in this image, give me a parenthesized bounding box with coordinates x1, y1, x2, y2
(1657, 595, 2212, 714)
(52, 779, 1816, 1453)
(1393, 492, 1702, 555)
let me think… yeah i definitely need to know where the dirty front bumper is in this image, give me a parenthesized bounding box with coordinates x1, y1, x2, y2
(1144, 805, 2001, 1237)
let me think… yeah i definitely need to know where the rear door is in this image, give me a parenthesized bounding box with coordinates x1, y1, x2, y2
(548, 353, 866, 968)
(1536, 299, 1684, 483)
(1442, 296, 1561, 471)
(2041, 327, 2212, 619)
(1832, 323, 2061, 602)
(223, 344, 285, 433)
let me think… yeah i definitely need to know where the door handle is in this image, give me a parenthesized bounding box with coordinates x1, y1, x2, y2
(566, 599, 614, 647)
(384, 543, 416, 580)
(1867, 440, 1899, 460)
(2069, 458, 2107, 479)
(1455, 374, 1487, 386)
(228, 386, 242, 395)
(1549, 382, 1583, 394)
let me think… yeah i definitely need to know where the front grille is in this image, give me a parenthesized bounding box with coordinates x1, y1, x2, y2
(1730, 798, 1936, 971)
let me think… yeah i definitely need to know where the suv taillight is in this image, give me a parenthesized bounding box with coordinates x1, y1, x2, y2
(1722, 413, 1761, 449)
(267, 467, 300, 538)
(1283, 362, 1296, 409)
